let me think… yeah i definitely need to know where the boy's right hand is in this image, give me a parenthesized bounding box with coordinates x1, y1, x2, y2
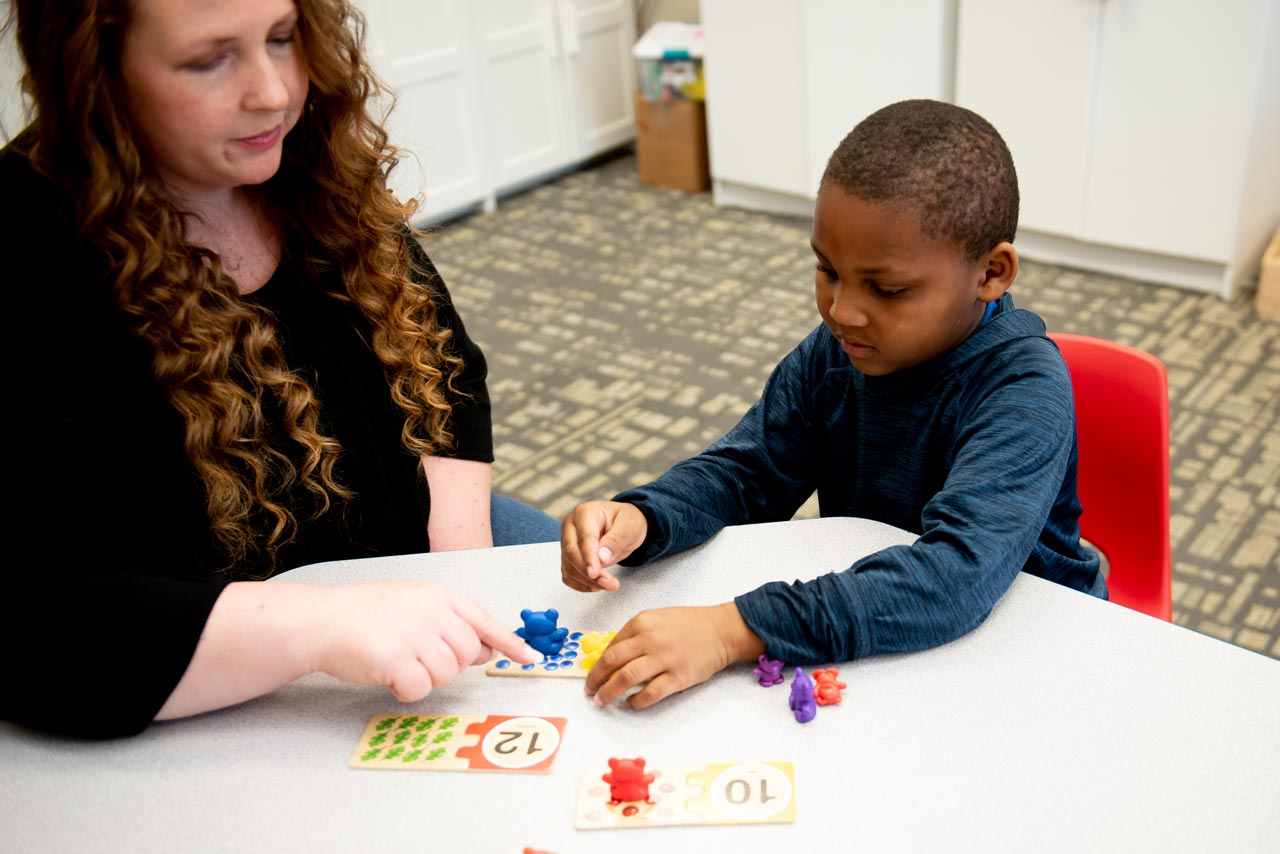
(560, 501, 648, 592)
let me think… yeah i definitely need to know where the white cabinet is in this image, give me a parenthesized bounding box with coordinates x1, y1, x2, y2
(700, 0, 957, 217)
(699, 2, 809, 210)
(361, 0, 490, 222)
(474, 3, 574, 190)
(362, 0, 636, 224)
(476, 0, 637, 192)
(955, 0, 1280, 298)
(558, 1, 639, 162)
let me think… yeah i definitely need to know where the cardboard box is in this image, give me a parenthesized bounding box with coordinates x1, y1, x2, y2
(634, 93, 710, 193)
(1257, 228, 1280, 319)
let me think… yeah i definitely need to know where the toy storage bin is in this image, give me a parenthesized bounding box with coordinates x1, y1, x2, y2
(634, 21, 705, 101)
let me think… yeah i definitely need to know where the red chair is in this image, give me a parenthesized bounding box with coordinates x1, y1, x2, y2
(1049, 332, 1173, 621)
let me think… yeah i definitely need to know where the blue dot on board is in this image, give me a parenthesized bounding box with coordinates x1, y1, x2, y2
(562, 651, 577, 659)
(495, 660, 511, 670)
(544, 661, 560, 670)
(564, 642, 580, 651)
(549, 653, 563, 661)
(569, 632, 583, 640)
(520, 663, 535, 671)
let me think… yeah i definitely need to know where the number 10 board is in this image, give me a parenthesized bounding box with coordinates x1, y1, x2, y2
(575, 761, 796, 828)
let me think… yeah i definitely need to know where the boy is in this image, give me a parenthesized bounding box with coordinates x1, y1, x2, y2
(560, 99, 1106, 709)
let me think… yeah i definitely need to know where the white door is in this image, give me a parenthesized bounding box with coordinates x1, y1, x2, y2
(1083, 0, 1266, 262)
(559, 0, 637, 159)
(476, 0, 575, 191)
(954, 0, 1098, 238)
(701, 0, 809, 197)
(805, 0, 957, 196)
(363, 0, 490, 222)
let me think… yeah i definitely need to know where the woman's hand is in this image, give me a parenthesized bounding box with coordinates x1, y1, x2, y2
(583, 602, 765, 709)
(560, 500, 649, 592)
(310, 580, 539, 701)
(157, 580, 540, 720)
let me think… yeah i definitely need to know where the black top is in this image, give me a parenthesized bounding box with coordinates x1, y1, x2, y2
(0, 136, 492, 738)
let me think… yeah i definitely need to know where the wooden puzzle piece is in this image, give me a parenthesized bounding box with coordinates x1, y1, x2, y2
(486, 630, 617, 679)
(349, 713, 567, 772)
(574, 761, 796, 829)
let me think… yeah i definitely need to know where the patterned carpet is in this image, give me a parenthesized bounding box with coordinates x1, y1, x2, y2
(424, 151, 1280, 661)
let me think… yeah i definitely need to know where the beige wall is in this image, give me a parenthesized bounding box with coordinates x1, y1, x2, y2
(636, 0, 701, 30)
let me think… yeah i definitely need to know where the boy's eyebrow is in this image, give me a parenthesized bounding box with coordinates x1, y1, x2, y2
(809, 242, 852, 264)
(808, 242, 899, 275)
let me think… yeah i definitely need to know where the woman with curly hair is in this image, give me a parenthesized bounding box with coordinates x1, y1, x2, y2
(1, 0, 557, 738)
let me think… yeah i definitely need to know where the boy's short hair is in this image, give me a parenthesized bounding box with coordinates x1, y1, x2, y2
(821, 99, 1019, 260)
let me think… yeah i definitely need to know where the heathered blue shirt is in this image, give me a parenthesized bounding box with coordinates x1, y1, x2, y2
(614, 294, 1106, 665)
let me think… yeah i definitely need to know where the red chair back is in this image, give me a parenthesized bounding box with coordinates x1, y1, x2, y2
(1049, 333, 1173, 620)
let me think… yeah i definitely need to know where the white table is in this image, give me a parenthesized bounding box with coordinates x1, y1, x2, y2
(3, 518, 1278, 853)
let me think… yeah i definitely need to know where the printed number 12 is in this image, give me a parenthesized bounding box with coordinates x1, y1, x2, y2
(493, 730, 543, 755)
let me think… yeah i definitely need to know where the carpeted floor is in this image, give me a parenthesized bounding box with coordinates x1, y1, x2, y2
(424, 151, 1280, 661)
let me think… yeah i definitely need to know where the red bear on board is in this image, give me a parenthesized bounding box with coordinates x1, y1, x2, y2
(602, 756, 655, 803)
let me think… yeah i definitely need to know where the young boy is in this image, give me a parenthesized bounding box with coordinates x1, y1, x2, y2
(560, 99, 1106, 710)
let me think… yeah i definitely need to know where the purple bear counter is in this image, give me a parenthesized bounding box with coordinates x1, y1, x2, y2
(754, 655, 845, 723)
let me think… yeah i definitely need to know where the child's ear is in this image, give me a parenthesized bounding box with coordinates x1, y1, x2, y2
(978, 241, 1018, 302)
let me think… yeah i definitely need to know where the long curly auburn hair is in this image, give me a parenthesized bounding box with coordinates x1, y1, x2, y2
(10, 0, 464, 575)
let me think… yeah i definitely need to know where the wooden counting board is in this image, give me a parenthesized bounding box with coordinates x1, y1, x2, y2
(348, 713, 567, 773)
(574, 761, 797, 829)
(486, 630, 617, 679)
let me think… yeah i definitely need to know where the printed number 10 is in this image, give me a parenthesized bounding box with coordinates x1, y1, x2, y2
(708, 763, 793, 821)
(723, 777, 776, 805)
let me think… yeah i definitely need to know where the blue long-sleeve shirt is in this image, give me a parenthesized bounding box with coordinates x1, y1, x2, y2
(614, 294, 1105, 665)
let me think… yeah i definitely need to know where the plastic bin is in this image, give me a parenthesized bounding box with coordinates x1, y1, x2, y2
(633, 21, 705, 101)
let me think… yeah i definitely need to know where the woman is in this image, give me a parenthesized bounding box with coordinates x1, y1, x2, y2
(1, 0, 555, 738)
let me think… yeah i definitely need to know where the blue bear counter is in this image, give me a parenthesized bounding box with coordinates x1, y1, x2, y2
(515, 608, 570, 656)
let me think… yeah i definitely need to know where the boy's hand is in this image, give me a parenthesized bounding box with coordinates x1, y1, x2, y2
(584, 602, 766, 709)
(560, 500, 648, 592)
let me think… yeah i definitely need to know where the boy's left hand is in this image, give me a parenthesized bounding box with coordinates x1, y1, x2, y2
(584, 602, 766, 709)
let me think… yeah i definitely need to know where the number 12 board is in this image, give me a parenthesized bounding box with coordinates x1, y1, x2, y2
(349, 713, 567, 773)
